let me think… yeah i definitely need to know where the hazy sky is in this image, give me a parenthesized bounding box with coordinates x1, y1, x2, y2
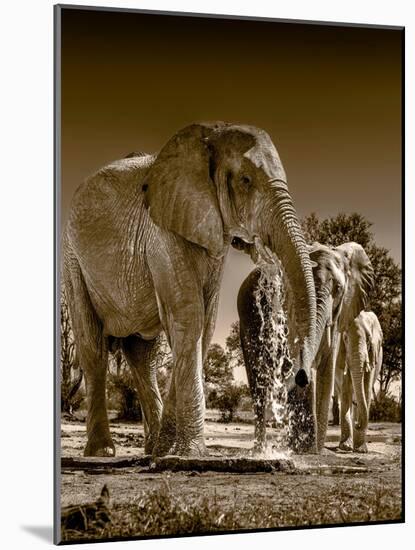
(59, 7, 402, 356)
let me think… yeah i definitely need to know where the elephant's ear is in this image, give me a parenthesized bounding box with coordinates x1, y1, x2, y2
(336, 243, 374, 332)
(144, 123, 225, 258)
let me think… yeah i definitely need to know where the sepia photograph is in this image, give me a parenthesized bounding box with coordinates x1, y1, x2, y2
(55, 5, 403, 544)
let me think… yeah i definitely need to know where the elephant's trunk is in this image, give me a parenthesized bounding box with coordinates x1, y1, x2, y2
(260, 187, 316, 383)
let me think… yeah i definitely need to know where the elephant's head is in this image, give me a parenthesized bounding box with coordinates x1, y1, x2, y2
(309, 242, 374, 357)
(143, 122, 316, 384)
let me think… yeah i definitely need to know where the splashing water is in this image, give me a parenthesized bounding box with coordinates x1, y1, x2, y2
(253, 259, 294, 456)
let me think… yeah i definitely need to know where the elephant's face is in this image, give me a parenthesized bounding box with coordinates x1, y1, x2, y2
(309, 242, 374, 359)
(203, 125, 288, 247)
(144, 122, 316, 383)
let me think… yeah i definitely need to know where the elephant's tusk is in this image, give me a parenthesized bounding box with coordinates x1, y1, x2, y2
(254, 236, 275, 265)
(326, 324, 332, 348)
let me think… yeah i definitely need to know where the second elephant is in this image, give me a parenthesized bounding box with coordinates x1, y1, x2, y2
(238, 241, 375, 453)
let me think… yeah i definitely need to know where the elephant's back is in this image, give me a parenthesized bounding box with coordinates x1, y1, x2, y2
(65, 155, 154, 251)
(62, 154, 161, 336)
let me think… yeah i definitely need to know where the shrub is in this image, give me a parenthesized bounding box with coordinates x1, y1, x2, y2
(370, 392, 401, 422)
(211, 384, 248, 422)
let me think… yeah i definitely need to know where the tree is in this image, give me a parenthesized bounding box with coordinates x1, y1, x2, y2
(214, 383, 248, 422)
(203, 343, 234, 408)
(204, 343, 234, 386)
(60, 288, 84, 415)
(302, 212, 402, 396)
(377, 300, 402, 395)
(225, 321, 245, 370)
(302, 212, 374, 250)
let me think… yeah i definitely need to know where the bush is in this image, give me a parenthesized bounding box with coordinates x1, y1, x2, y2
(238, 394, 253, 412)
(370, 393, 401, 422)
(211, 384, 248, 422)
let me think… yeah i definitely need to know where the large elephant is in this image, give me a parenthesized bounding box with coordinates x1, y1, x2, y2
(62, 122, 316, 458)
(238, 241, 374, 454)
(335, 311, 383, 452)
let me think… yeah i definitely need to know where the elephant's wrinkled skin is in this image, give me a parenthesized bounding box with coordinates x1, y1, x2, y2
(238, 242, 374, 454)
(62, 122, 316, 457)
(335, 311, 383, 453)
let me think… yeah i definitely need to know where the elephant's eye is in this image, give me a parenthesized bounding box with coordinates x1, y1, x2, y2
(241, 175, 251, 186)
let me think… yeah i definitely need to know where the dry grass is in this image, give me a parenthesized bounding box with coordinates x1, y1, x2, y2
(61, 474, 402, 542)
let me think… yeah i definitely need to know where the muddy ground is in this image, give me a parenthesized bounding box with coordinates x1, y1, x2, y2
(60, 415, 402, 541)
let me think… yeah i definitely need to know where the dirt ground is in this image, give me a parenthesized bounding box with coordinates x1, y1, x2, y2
(60, 416, 402, 540)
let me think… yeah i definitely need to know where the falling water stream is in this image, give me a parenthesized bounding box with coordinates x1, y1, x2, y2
(252, 257, 294, 456)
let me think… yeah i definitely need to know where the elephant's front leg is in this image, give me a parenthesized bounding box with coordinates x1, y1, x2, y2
(151, 327, 206, 457)
(339, 369, 353, 451)
(147, 236, 211, 456)
(152, 371, 177, 456)
(316, 332, 339, 453)
(351, 369, 370, 453)
(153, 319, 206, 456)
(173, 330, 207, 456)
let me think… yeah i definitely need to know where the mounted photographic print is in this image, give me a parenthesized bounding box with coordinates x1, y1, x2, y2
(54, 4, 404, 544)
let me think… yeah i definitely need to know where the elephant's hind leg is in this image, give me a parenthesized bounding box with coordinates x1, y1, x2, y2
(121, 335, 163, 455)
(63, 254, 114, 457)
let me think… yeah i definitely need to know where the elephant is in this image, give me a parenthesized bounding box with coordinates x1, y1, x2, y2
(238, 241, 374, 454)
(62, 121, 317, 458)
(334, 311, 383, 452)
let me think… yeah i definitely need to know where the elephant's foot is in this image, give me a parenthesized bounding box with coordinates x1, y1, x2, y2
(338, 439, 353, 452)
(84, 436, 115, 457)
(144, 433, 159, 456)
(354, 442, 368, 453)
(174, 437, 208, 457)
(152, 418, 176, 458)
(152, 439, 174, 458)
(353, 428, 368, 453)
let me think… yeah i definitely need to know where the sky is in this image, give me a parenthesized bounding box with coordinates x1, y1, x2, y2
(59, 7, 402, 363)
